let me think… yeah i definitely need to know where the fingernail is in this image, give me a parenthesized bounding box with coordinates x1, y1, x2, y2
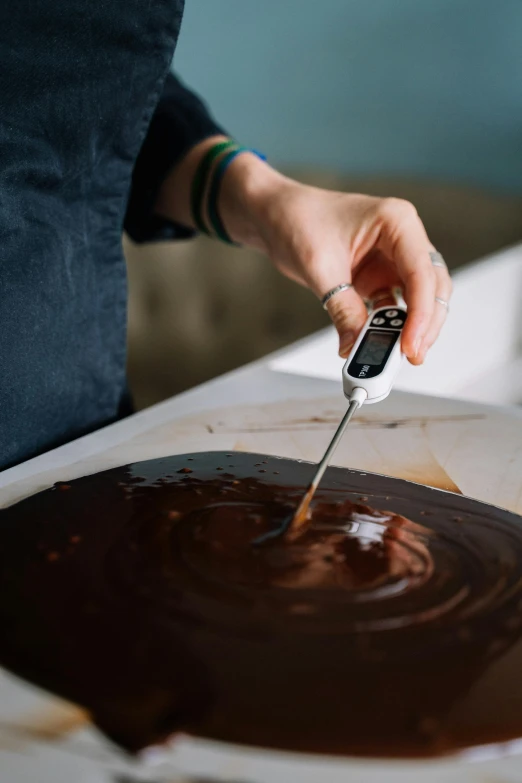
(417, 341, 430, 364)
(339, 331, 356, 357)
(412, 335, 423, 360)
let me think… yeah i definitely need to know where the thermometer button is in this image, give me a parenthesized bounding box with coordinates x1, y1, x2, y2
(385, 309, 398, 317)
(372, 317, 386, 326)
(390, 318, 403, 327)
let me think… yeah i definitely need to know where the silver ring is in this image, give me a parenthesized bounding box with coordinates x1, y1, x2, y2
(430, 251, 447, 269)
(435, 296, 450, 310)
(321, 283, 353, 309)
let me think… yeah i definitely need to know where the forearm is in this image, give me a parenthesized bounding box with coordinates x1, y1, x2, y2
(154, 136, 286, 252)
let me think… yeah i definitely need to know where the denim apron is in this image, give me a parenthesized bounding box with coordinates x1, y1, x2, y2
(0, 0, 217, 469)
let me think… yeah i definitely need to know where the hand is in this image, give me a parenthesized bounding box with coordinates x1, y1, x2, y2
(220, 155, 452, 365)
(155, 138, 451, 365)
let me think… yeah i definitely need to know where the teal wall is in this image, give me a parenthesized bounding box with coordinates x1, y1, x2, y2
(174, 0, 522, 193)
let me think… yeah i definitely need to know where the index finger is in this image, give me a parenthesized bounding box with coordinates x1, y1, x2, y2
(376, 199, 439, 364)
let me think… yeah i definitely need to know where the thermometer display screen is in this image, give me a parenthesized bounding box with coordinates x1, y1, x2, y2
(357, 330, 395, 365)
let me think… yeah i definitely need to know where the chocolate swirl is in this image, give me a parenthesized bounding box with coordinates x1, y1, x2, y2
(1, 451, 522, 758)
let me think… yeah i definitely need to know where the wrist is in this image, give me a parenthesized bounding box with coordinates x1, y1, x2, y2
(154, 134, 228, 230)
(155, 136, 286, 249)
(217, 151, 287, 250)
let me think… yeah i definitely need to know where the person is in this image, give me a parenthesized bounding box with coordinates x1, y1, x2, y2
(0, 0, 452, 472)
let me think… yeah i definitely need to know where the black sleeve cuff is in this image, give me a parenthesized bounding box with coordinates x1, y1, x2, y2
(124, 71, 225, 244)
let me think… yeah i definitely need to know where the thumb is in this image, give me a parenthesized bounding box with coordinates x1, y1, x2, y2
(323, 286, 368, 358)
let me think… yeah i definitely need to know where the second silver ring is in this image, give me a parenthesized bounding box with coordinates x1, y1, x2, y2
(430, 251, 447, 269)
(435, 296, 450, 311)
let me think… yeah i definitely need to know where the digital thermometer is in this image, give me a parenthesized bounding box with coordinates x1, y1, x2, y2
(343, 305, 407, 404)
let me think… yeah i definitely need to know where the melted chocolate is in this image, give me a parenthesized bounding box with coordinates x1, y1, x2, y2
(1, 451, 522, 759)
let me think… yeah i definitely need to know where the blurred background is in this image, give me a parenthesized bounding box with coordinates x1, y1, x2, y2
(125, 0, 522, 410)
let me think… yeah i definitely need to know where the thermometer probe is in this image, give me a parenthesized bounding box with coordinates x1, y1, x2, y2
(285, 305, 408, 538)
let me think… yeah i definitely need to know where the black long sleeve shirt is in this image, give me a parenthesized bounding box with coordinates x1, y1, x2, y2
(0, 0, 223, 470)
